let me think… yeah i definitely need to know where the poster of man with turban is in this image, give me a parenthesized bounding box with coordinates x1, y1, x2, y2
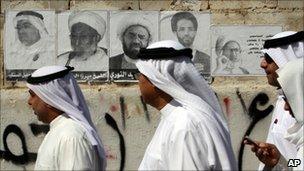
(57, 10, 109, 82)
(210, 25, 282, 76)
(109, 11, 158, 81)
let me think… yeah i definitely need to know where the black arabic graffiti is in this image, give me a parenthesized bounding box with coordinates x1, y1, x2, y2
(0, 124, 37, 164)
(237, 92, 274, 171)
(119, 96, 126, 130)
(105, 113, 126, 171)
(0, 123, 49, 164)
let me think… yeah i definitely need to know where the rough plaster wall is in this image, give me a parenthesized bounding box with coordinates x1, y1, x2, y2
(0, 0, 303, 170)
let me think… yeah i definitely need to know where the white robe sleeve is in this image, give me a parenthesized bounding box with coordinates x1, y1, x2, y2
(57, 136, 95, 170)
(167, 130, 209, 170)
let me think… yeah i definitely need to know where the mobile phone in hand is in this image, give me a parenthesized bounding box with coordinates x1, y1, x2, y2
(244, 136, 259, 148)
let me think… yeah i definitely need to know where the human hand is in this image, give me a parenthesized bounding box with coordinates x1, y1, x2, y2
(244, 139, 281, 168)
(214, 55, 229, 73)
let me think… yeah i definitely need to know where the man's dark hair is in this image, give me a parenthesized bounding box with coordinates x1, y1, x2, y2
(171, 12, 198, 32)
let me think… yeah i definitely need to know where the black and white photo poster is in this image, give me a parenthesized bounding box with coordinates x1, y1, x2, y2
(109, 11, 158, 82)
(5, 10, 56, 81)
(211, 25, 282, 76)
(57, 10, 109, 81)
(160, 11, 211, 79)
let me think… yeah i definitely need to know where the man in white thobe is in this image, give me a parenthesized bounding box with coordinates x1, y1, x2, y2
(26, 66, 106, 170)
(135, 40, 237, 170)
(258, 31, 303, 170)
(245, 58, 303, 171)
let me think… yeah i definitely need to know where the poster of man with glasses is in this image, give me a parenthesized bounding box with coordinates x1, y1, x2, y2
(57, 10, 109, 82)
(211, 25, 282, 75)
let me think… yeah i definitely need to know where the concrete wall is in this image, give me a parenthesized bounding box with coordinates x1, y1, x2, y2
(0, 0, 303, 170)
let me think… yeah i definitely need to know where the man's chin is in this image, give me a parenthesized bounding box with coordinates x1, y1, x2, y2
(267, 79, 280, 88)
(180, 41, 192, 48)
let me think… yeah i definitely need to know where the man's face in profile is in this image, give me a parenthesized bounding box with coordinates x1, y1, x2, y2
(70, 23, 100, 55)
(260, 54, 280, 87)
(222, 41, 241, 62)
(175, 19, 196, 48)
(16, 20, 41, 46)
(122, 25, 150, 58)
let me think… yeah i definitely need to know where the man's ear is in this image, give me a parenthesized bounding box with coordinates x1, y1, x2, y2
(95, 34, 101, 42)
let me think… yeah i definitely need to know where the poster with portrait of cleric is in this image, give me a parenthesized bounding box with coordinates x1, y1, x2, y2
(56, 10, 109, 82)
(210, 25, 282, 76)
(109, 11, 159, 82)
(160, 11, 211, 81)
(4, 10, 56, 81)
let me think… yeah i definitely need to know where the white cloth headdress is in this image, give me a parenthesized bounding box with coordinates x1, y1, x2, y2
(13, 11, 50, 51)
(277, 58, 303, 123)
(261, 31, 304, 68)
(136, 40, 224, 121)
(13, 11, 49, 40)
(26, 66, 106, 169)
(136, 39, 231, 137)
(277, 58, 303, 152)
(135, 40, 236, 169)
(69, 11, 106, 39)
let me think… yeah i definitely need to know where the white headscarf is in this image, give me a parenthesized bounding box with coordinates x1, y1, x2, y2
(277, 58, 303, 150)
(69, 11, 106, 39)
(261, 31, 304, 68)
(13, 11, 49, 41)
(26, 66, 106, 169)
(12, 11, 51, 54)
(277, 58, 303, 123)
(135, 40, 229, 133)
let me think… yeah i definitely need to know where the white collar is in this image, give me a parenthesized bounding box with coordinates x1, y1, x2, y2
(160, 99, 180, 119)
(50, 113, 69, 130)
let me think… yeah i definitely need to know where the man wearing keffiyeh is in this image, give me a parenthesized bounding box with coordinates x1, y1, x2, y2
(135, 40, 237, 170)
(246, 58, 303, 170)
(244, 31, 303, 170)
(7, 10, 55, 69)
(26, 66, 106, 170)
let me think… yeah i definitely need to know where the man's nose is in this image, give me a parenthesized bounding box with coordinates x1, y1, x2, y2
(74, 38, 81, 46)
(231, 51, 237, 56)
(182, 29, 190, 36)
(260, 58, 267, 69)
(132, 35, 141, 43)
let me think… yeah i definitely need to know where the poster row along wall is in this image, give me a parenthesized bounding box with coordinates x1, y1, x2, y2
(4, 10, 282, 82)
